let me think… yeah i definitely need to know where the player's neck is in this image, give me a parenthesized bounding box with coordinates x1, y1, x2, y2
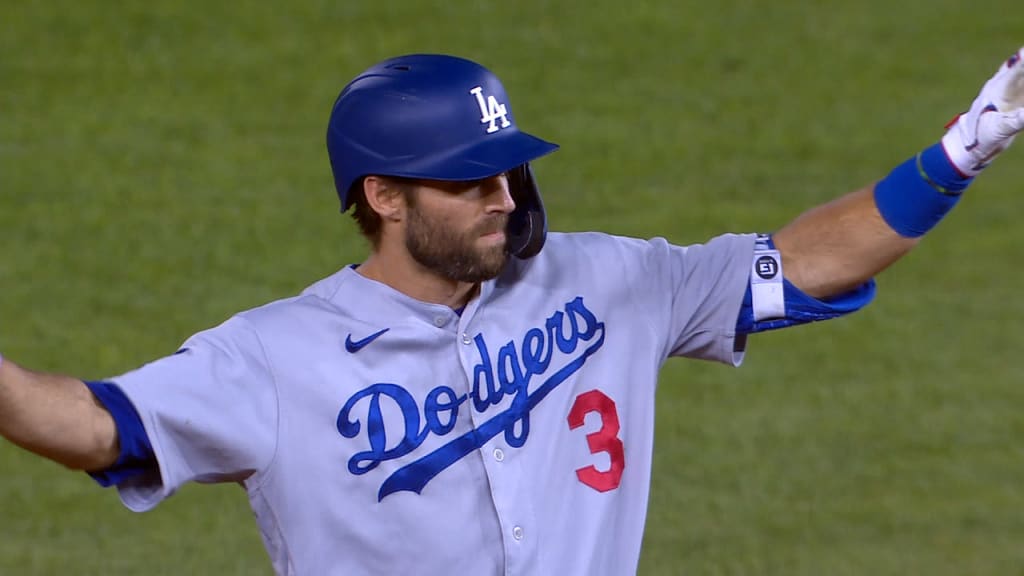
(356, 252, 478, 310)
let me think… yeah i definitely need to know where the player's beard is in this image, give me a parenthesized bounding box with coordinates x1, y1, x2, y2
(404, 205, 510, 283)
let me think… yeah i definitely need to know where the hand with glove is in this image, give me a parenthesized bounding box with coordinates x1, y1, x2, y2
(942, 48, 1024, 177)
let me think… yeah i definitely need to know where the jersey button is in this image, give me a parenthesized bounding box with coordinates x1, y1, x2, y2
(433, 316, 446, 327)
(493, 448, 504, 462)
(461, 333, 471, 345)
(512, 526, 524, 541)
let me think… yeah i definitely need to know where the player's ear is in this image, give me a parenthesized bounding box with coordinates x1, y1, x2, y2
(362, 176, 409, 222)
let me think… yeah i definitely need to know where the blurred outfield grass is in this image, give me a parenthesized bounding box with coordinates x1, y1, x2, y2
(2, 1, 1024, 574)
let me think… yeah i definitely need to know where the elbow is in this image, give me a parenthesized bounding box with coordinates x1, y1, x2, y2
(787, 270, 868, 301)
(12, 432, 118, 473)
(55, 399, 121, 472)
(79, 413, 121, 472)
(778, 257, 848, 300)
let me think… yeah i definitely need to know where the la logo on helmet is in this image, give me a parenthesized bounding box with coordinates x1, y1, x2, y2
(469, 86, 511, 134)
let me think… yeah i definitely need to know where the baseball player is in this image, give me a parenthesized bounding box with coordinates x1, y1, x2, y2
(2, 50, 1024, 575)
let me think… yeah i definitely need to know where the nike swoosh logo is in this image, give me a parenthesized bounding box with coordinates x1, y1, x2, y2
(345, 328, 390, 353)
(964, 104, 999, 152)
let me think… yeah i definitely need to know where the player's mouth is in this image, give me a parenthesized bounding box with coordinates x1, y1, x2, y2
(477, 217, 508, 241)
(479, 230, 506, 245)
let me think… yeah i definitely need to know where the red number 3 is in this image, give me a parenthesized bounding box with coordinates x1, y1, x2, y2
(567, 389, 625, 492)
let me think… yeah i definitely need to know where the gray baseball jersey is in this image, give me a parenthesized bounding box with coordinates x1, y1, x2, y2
(109, 230, 756, 575)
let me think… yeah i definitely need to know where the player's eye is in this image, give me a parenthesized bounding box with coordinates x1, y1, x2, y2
(434, 178, 485, 194)
(420, 173, 506, 195)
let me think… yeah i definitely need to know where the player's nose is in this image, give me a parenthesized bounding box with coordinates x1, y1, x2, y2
(483, 173, 515, 214)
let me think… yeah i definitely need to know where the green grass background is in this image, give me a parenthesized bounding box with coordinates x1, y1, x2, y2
(2, 1, 1024, 574)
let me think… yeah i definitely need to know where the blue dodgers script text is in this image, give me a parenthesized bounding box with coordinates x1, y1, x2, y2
(336, 296, 606, 500)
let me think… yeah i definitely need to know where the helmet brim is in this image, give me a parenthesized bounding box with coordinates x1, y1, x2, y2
(386, 127, 559, 183)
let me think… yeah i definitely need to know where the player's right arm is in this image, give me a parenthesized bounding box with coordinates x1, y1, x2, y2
(0, 313, 278, 512)
(0, 355, 120, 472)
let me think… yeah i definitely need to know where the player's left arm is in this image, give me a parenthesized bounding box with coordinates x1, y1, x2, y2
(776, 47, 1024, 300)
(772, 184, 914, 299)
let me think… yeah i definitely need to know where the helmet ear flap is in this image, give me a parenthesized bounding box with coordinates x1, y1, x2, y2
(506, 163, 547, 259)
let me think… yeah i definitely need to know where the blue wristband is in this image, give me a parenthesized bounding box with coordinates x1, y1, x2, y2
(874, 142, 972, 238)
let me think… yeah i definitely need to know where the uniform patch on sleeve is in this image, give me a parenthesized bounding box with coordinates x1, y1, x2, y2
(751, 234, 784, 321)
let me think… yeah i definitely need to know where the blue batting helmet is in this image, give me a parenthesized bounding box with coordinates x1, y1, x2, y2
(326, 54, 559, 258)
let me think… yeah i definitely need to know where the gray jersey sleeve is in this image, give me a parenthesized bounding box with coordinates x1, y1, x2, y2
(110, 315, 279, 511)
(623, 233, 756, 364)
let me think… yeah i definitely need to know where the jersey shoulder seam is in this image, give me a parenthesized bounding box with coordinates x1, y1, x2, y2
(235, 315, 283, 491)
(618, 237, 673, 360)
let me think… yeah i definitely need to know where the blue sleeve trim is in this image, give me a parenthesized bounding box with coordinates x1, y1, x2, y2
(920, 141, 972, 192)
(874, 144, 965, 238)
(736, 277, 877, 334)
(84, 381, 157, 487)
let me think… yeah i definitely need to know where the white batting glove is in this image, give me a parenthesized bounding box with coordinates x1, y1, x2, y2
(942, 47, 1024, 177)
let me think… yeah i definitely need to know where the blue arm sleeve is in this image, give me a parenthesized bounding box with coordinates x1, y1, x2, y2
(84, 381, 157, 487)
(735, 277, 877, 334)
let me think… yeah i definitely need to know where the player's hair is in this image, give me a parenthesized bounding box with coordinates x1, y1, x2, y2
(348, 177, 417, 247)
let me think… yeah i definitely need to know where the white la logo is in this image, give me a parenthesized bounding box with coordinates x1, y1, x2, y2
(469, 86, 511, 134)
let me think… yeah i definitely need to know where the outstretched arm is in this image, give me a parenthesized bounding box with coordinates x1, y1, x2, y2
(773, 185, 916, 299)
(0, 355, 119, 471)
(773, 48, 1024, 299)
